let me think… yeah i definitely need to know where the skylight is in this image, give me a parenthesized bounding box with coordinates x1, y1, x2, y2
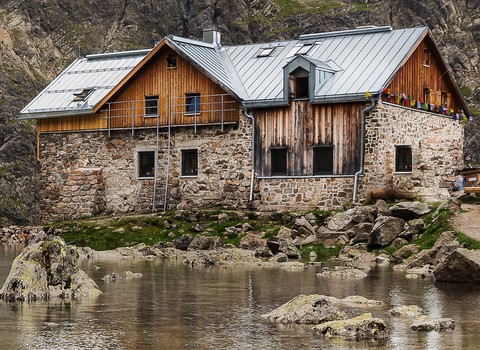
(257, 47, 275, 57)
(296, 44, 313, 55)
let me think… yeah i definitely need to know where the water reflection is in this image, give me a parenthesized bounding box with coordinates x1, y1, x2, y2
(1, 246, 480, 350)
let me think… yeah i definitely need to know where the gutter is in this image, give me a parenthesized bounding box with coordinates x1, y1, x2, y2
(243, 109, 255, 204)
(353, 98, 377, 203)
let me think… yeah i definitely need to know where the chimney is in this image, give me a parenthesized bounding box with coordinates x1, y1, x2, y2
(203, 27, 221, 47)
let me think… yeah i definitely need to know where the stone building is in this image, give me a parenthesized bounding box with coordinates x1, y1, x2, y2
(20, 26, 468, 220)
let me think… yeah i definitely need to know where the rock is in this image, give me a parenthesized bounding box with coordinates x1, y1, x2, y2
(388, 305, 424, 317)
(277, 226, 293, 239)
(113, 227, 125, 233)
(326, 207, 373, 232)
(189, 236, 221, 250)
(375, 255, 390, 265)
(352, 222, 374, 235)
(318, 267, 368, 278)
(367, 216, 406, 248)
(350, 232, 371, 244)
(0, 236, 101, 301)
(390, 244, 420, 264)
(312, 313, 387, 340)
(309, 251, 317, 262)
(261, 294, 347, 324)
(405, 274, 419, 279)
(433, 248, 480, 282)
(293, 216, 316, 237)
(391, 237, 408, 248)
(240, 233, 267, 250)
(375, 199, 391, 216)
(338, 296, 384, 307)
(174, 234, 194, 250)
(192, 223, 206, 232)
(102, 273, 121, 282)
(390, 202, 430, 220)
(266, 237, 280, 254)
(399, 218, 426, 240)
(268, 253, 288, 263)
(298, 234, 317, 246)
(407, 231, 459, 268)
(124, 271, 143, 278)
(278, 239, 300, 259)
(410, 317, 455, 331)
(217, 213, 229, 224)
(406, 265, 434, 277)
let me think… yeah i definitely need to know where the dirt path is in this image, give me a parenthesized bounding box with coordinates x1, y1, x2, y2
(450, 203, 480, 241)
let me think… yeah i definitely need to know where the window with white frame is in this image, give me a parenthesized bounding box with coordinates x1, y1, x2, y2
(185, 93, 201, 115)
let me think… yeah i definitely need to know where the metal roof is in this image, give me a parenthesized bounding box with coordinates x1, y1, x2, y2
(20, 49, 150, 119)
(20, 26, 431, 118)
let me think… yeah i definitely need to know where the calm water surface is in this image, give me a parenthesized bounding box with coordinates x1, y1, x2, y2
(1, 244, 480, 350)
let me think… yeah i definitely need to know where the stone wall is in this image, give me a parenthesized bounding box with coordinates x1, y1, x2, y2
(39, 116, 253, 220)
(362, 101, 464, 201)
(257, 177, 355, 211)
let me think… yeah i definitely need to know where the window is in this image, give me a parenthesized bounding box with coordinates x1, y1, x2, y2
(73, 89, 93, 102)
(257, 47, 275, 57)
(138, 151, 155, 178)
(423, 87, 430, 105)
(313, 146, 334, 175)
(424, 48, 430, 67)
(395, 146, 412, 172)
(441, 91, 448, 107)
(185, 93, 201, 115)
(145, 96, 159, 116)
(271, 148, 287, 176)
(289, 69, 309, 99)
(182, 149, 198, 176)
(166, 55, 177, 68)
(296, 43, 313, 55)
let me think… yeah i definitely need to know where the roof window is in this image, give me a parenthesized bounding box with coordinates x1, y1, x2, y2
(257, 47, 275, 57)
(296, 43, 313, 55)
(73, 89, 93, 102)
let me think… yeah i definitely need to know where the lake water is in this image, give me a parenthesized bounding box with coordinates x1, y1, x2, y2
(1, 244, 480, 350)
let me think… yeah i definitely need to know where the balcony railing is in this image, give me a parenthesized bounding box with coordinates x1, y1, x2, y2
(100, 93, 239, 136)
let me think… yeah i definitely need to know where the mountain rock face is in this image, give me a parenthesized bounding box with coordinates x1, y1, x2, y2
(0, 0, 479, 224)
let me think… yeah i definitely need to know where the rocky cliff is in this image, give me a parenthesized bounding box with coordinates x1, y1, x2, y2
(0, 0, 479, 224)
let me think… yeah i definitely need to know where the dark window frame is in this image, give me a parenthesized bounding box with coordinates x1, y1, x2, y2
(441, 91, 448, 107)
(182, 149, 198, 176)
(313, 145, 334, 175)
(138, 151, 155, 178)
(270, 148, 288, 176)
(145, 95, 159, 116)
(185, 93, 201, 115)
(166, 55, 177, 68)
(395, 146, 412, 173)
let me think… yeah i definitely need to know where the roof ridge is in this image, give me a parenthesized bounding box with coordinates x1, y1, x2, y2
(86, 49, 151, 60)
(299, 26, 394, 41)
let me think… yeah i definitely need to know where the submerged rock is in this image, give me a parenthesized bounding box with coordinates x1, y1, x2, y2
(312, 313, 388, 340)
(261, 294, 347, 324)
(410, 317, 455, 332)
(102, 273, 121, 282)
(388, 305, 424, 317)
(0, 236, 101, 301)
(318, 267, 368, 278)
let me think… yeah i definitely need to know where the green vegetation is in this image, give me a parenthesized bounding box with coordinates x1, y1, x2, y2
(412, 203, 454, 250)
(300, 243, 342, 262)
(459, 85, 473, 98)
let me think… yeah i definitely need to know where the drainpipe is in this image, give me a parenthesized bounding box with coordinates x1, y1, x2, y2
(353, 98, 377, 203)
(244, 109, 255, 203)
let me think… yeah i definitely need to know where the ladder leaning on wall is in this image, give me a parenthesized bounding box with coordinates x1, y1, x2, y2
(152, 97, 172, 211)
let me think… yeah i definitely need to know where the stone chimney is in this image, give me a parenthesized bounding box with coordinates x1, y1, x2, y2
(203, 27, 221, 47)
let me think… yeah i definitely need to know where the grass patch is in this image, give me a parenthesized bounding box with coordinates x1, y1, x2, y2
(457, 233, 480, 250)
(300, 244, 342, 262)
(412, 204, 454, 250)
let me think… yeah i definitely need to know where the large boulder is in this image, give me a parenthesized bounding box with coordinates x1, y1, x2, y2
(312, 313, 388, 340)
(0, 236, 101, 301)
(433, 248, 480, 282)
(174, 234, 194, 250)
(367, 216, 406, 248)
(293, 217, 316, 237)
(390, 202, 430, 220)
(188, 236, 221, 250)
(261, 294, 347, 324)
(390, 244, 420, 264)
(407, 231, 459, 269)
(326, 207, 374, 232)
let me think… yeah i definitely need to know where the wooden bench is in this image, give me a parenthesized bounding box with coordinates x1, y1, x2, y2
(464, 187, 480, 194)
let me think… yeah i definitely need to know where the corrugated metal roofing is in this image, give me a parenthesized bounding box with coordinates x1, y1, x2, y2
(20, 49, 150, 118)
(20, 26, 430, 117)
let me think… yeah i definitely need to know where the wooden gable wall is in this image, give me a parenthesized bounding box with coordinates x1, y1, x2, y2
(255, 101, 364, 176)
(386, 35, 464, 113)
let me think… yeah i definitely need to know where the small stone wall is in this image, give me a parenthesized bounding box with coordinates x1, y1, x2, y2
(363, 101, 464, 201)
(257, 177, 355, 211)
(0, 226, 43, 245)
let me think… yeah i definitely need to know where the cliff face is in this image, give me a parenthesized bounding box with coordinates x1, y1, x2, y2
(0, 0, 479, 224)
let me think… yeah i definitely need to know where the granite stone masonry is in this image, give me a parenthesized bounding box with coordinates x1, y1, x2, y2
(39, 116, 253, 220)
(362, 101, 464, 202)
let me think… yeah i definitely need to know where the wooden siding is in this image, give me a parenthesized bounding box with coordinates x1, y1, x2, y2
(38, 113, 107, 132)
(386, 36, 463, 112)
(256, 101, 364, 176)
(108, 47, 239, 129)
(38, 46, 239, 133)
